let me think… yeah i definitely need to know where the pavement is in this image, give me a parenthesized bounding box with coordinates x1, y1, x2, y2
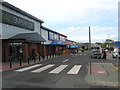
(1, 55, 59, 71)
(86, 63, 119, 87)
(1, 52, 120, 89)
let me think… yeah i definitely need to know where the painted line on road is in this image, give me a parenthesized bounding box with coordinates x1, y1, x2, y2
(80, 54, 82, 55)
(84, 54, 87, 55)
(49, 65, 68, 74)
(63, 59, 69, 63)
(15, 64, 42, 72)
(31, 64, 55, 73)
(67, 65, 82, 75)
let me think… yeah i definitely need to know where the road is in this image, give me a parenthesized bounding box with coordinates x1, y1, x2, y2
(2, 52, 119, 89)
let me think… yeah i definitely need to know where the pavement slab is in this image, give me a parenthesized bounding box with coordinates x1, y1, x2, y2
(85, 63, 119, 87)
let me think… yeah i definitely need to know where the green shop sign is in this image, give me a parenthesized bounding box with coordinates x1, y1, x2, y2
(0, 10, 34, 31)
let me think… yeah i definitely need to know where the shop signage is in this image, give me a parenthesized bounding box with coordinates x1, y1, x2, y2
(60, 35, 66, 41)
(48, 31, 59, 40)
(0, 10, 34, 31)
(49, 31, 54, 40)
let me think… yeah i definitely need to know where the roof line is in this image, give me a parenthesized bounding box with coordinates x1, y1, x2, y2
(2, 2, 44, 23)
(41, 26, 59, 34)
(41, 26, 67, 37)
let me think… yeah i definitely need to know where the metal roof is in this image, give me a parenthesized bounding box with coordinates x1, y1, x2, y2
(9, 33, 46, 43)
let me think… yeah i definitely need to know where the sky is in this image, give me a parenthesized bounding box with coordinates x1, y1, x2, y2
(4, 0, 119, 43)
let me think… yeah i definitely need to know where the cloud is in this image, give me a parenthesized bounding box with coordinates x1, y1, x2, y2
(60, 26, 117, 34)
(4, 0, 118, 43)
(4, 0, 118, 24)
(59, 26, 118, 43)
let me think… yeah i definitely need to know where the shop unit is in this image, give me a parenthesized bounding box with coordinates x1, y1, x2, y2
(65, 39, 79, 53)
(1, 2, 45, 62)
(41, 26, 68, 56)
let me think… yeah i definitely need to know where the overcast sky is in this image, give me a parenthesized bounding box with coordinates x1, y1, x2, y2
(4, 0, 119, 43)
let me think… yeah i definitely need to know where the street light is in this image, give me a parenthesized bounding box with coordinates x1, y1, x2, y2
(89, 26, 92, 75)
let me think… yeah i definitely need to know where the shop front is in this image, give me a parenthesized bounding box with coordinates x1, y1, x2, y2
(2, 33, 45, 62)
(1, 2, 45, 62)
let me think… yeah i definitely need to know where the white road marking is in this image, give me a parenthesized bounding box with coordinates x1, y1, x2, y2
(63, 59, 69, 63)
(0, 70, 2, 72)
(84, 54, 86, 55)
(49, 65, 68, 74)
(67, 65, 82, 75)
(80, 54, 82, 55)
(31, 64, 55, 73)
(15, 64, 42, 72)
(97, 71, 105, 73)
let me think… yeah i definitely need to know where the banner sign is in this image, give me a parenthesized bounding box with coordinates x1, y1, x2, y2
(0, 10, 34, 31)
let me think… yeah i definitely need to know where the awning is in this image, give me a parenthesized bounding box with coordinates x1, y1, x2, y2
(8, 32, 46, 43)
(49, 40, 66, 45)
(69, 45, 79, 48)
(114, 41, 120, 47)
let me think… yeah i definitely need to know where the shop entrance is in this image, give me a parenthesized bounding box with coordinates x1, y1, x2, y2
(8, 43, 23, 61)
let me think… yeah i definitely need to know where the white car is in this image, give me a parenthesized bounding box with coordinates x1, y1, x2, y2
(91, 45, 102, 59)
(112, 48, 120, 59)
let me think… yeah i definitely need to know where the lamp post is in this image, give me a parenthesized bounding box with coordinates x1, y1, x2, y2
(89, 26, 92, 75)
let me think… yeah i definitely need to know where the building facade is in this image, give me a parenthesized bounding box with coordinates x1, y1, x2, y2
(41, 26, 67, 56)
(1, 2, 45, 62)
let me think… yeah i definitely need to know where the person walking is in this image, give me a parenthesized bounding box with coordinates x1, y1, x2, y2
(102, 49, 107, 60)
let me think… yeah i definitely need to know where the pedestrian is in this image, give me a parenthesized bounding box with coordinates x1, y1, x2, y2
(102, 49, 107, 60)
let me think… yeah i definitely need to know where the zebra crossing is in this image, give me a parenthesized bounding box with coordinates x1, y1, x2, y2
(49, 65, 68, 74)
(14, 64, 82, 75)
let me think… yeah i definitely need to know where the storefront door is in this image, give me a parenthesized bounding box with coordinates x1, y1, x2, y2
(8, 43, 23, 61)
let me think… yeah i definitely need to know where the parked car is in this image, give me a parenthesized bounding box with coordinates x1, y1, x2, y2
(112, 48, 120, 59)
(91, 45, 102, 59)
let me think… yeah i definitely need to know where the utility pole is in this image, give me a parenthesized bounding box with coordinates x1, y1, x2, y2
(89, 26, 92, 75)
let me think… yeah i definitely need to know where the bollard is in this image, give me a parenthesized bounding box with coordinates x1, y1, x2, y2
(50, 54, 51, 58)
(28, 56, 30, 64)
(20, 57, 22, 66)
(47, 54, 48, 59)
(34, 57, 36, 63)
(39, 55, 40, 61)
(9, 56, 12, 68)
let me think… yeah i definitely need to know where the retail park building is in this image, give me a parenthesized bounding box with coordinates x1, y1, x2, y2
(1, 2, 78, 62)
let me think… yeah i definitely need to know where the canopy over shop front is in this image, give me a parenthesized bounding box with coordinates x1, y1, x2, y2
(49, 40, 66, 45)
(69, 45, 79, 48)
(7, 32, 46, 43)
(114, 41, 120, 47)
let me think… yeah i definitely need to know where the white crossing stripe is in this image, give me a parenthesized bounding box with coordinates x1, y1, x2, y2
(49, 65, 68, 74)
(31, 64, 55, 73)
(63, 59, 69, 63)
(15, 64, 42, 72)
(0, 70, 2, 72)
(67, 65, 82, 75)
(84, 54, 86, 55)
(80, 54, 82, 55)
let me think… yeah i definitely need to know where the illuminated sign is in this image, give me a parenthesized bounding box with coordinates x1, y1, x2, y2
(0, 10, 34, 31)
